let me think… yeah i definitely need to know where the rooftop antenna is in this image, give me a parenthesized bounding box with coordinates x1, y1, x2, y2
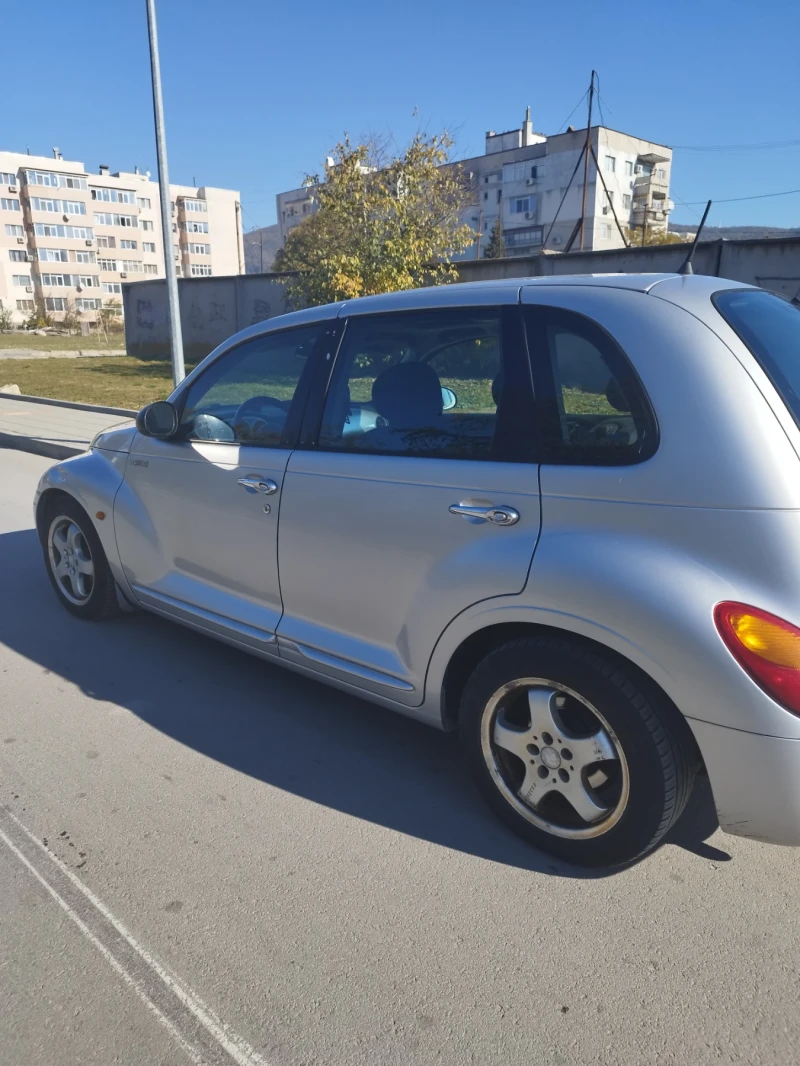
(679, 199, 712, 275)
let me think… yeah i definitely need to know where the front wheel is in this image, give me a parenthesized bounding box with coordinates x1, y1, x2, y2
(459, 636, 696, 867)
(42, 496, 119, 620)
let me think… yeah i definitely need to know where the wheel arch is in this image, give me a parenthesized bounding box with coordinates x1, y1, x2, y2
(439, 619, 704, 769)
(35, 487, 80, 545)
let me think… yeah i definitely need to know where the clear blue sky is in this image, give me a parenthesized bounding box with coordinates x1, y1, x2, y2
(4, 0, 799, 232)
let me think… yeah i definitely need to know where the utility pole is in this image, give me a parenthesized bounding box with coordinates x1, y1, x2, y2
(579, 71, 596, 251)
(145, 0, 185, 386)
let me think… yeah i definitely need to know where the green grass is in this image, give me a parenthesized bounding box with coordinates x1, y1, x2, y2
(0, 332, 125, 351)
(0, 356, 192, 409)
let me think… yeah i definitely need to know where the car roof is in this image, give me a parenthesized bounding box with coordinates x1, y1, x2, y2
(224, 273, 755, 349)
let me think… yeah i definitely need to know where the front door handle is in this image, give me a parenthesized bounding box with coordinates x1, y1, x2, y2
(449, 503, 520, 526)
(238, 477, 278, 495)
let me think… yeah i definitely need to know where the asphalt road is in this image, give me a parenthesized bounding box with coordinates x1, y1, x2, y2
(1, 446, 799, 1066)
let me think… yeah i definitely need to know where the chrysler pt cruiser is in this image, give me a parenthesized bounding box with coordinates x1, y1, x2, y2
(34, 273, 800, 866)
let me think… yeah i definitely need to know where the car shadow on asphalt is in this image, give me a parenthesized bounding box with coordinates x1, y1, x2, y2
(0, 527, 728, 879)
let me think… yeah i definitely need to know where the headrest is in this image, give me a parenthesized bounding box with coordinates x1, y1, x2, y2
(372, 362, 443, 426)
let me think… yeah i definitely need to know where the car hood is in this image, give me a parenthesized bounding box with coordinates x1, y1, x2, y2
(92, 420, 137, 453)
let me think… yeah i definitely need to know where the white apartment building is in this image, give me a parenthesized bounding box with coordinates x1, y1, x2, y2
(276, 108, 673, 259)
(0, 148, 245, 325)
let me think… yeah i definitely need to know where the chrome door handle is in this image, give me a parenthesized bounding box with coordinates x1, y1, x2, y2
(449, 503, 520, 526)
(237, 477, 278, 495)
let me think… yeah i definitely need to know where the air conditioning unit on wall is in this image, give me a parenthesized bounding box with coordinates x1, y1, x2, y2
(8, 185, 18, 193)
(85, 239, 93, 246)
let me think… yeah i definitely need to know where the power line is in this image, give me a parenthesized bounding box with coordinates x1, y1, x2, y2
(556, 90, 589, 133)
(678, 187, 800, 205)
(672, 139, 800, 152)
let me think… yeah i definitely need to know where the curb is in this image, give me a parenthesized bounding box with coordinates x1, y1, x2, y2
(0, 432, 85, 461)
(0, 392, 136, 418)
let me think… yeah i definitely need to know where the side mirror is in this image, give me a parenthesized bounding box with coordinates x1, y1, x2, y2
(441, 387, 457, 411)
(136, 400, 178, 439)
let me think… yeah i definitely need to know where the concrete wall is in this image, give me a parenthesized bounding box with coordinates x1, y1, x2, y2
(123, 273, 291, 359)
(124, 236, 800, 359)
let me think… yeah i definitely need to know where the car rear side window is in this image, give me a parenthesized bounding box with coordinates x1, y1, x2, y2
(524, 306, 657, 465)
(714, 289, 800, 427)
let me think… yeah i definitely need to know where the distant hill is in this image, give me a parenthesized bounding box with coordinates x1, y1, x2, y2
(243, 224, 282, 273)
(669, 223, 800, 241)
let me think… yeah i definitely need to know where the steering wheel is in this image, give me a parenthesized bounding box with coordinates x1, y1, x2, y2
(233, 395, 290, 442)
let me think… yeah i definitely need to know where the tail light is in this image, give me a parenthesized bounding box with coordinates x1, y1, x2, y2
(714, 601, 800, 715)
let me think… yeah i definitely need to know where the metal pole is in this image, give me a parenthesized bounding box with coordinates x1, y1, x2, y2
(579, 71, 595, 251)
(145, 0, 184, 386)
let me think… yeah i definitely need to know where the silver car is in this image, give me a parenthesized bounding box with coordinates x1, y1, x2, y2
(34, 273, 800, 866)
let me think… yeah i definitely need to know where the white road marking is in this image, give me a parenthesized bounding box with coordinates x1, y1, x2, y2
(1, 806, 271, 1066)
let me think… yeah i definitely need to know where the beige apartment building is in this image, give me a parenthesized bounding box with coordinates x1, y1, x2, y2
(0, 148, 245, 326)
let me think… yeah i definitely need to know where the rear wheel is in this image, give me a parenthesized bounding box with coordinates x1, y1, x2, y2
(42, 496, 118, 620)
(459, 635, 696, 867)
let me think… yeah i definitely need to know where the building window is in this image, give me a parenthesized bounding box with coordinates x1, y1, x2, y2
(602, 191, 614, 215)
(142, 241, 156, 253)
(98, 259, 118, 271)
(182, 199, 207, 213)
(96, 235, 115, 249)
(625, 160, 634, 176)
(76, 298, 102, 311)
(141, 219, 154, 231)
(136, 197, 151, 209)
(190, 264, 212, 276)
(1, 171, 17, 184)
(600, 223, 612, 239)
(503, 163, 527, 184)
(120, 239, 137, 250)
(144, 264, 158, 274)
(12, 275, 31, 286)
(605, 155, 616, 173)
(504, 226, 544, 249)
(182, 220, 209, 234)
(34, 223, 93, 239)
(44, 297, 66, 311)
(656, 167, 666, 180)
(94, 212, 137, 227)
(483, 192, 488, 201)
(120, 260, 143, 272)
(30, 197, 86, 214)
(8, 249, 27, 262)
(622, 194, 632, 210)
(509, 195, 535, 215)
(185, 242, 211, 255)
(1, 198, 20, 211)
(38, 248, 70, 262)
(24, 170, 88, 190)
(38, 273, 67, 286)
(91, 187, 135, 204)
(5, 224, 24, 237)
(74, 250, 96, 264)
(102, 282, 122, 294)
(16, 300, 35, 312)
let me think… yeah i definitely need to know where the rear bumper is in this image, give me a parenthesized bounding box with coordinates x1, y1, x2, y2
(690, 718, 800, 845)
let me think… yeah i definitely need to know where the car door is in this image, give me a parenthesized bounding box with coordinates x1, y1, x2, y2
(275, 299, 542, 705)
(113, 321, 328, 655)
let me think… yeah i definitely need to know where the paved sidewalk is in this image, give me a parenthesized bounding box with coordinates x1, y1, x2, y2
(0, 394, 134, 460)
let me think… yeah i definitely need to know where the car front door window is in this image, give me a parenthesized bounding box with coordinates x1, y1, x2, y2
(178, 325, 320, 447)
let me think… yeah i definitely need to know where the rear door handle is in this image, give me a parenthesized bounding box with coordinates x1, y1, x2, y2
(238, 477, 278, 495)
(449, 503, 520, 526)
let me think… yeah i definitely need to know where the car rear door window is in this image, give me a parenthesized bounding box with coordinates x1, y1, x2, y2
(177, 325, 321, 447)
(714, 289, 800, 428)
(317, 307, 536, 462)
(524, 306, 657, 464)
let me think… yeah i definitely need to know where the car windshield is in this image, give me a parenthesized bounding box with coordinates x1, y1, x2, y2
(715, 288, 800, 426)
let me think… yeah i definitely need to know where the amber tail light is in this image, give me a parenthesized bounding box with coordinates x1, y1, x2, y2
(714, 601, 800, 715)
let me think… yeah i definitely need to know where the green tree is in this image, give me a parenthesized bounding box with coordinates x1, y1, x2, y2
(483, 217, 506, 259)
(0, 304, 13, 331)
(625, 226, 687, 247)
(274, 132, 475, 307)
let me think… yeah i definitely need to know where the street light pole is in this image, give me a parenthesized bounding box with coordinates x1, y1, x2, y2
(145, 0, 185, 386)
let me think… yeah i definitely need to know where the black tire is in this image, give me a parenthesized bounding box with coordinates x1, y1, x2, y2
(40, 494, 119, 621)
(459, 635, 696, 867)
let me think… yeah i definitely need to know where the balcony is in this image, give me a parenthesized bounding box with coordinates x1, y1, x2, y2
(633, 172, 669, 196)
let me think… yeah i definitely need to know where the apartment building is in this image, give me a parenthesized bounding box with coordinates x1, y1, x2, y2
(0, 148, 245, 325)
(276, 108, 673, 258)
